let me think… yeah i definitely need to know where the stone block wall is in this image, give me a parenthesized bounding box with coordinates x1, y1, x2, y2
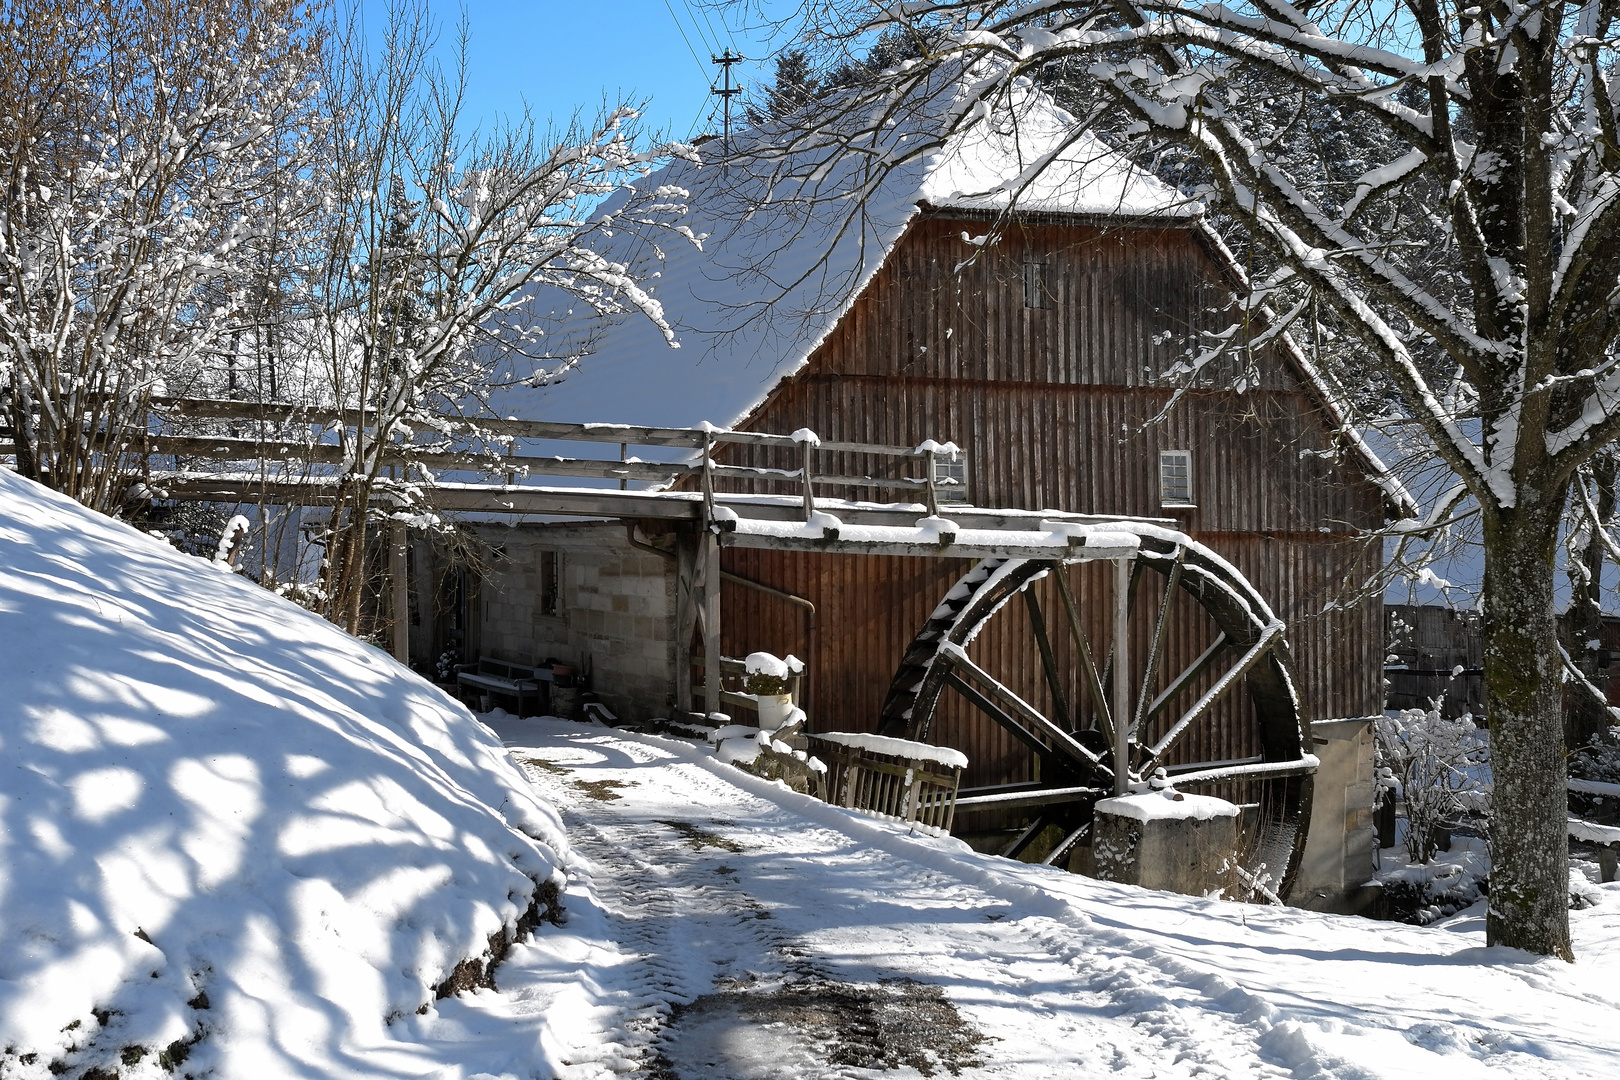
(475, 521, 676, 722)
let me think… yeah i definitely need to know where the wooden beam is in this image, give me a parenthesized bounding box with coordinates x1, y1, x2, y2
(1146, 623, 1283, 758)
(144, 396, 946, 459)
(1132, 550, 1184, 737)
(700, 529, 721, 718)
(944, 671, 1065, 766)
(953, 784, 1105, 812)
(721, 532, 1127, 562)
(140, 468, 1167, 532)
(1024, 586, 1071, 731)
(1054, 566, 1115, 744)
(941, 650, 1111, 778)
(1112, 558, 1131, 796)
(674, 535, 696, 717)
(1000, 814, 1054, 859)
(143, 434, 705, 484)
(1145, 633, 1229, 722)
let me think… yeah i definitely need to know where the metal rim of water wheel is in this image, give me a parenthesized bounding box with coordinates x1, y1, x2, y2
(875, 525, 1314, 901)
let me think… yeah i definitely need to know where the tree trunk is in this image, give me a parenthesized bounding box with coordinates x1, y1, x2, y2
(1482, 499, 1573, 959)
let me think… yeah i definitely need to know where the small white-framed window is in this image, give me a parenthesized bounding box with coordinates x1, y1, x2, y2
(1159, 450, 1194, 507)
(933, 452, 968, 503)
(1022, 260, 1050, 309)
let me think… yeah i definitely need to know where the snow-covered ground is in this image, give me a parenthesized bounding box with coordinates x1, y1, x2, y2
(8, 463, 1620, 1079)
(0, 471, 568, 1079)
(484, 716, 1620, 1080)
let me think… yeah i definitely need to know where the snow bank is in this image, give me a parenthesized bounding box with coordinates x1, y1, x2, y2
(810, 732, 969, 770)
(1095, 790, 1240, 822)
(0, 470, 568, 1079)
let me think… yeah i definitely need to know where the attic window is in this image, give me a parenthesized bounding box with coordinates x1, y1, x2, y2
(1022, 260, 1050, 309)
(1159, 450, 1194, 507)
(934, 452, 968, 503)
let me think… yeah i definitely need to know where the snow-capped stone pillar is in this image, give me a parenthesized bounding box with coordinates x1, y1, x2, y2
(1093, 790, 1239, 897)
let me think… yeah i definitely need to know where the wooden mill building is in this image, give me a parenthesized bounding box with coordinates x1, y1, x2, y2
(452, 92, 1399, 817)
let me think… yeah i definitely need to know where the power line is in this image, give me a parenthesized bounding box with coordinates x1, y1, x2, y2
(676, 0, 718, 56)
(693, 0, 737, 53)
(684, 94, 711, 141)
(662, 0, 711, 79)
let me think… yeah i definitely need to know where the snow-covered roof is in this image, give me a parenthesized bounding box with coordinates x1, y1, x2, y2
(490, 82, 1198, 430)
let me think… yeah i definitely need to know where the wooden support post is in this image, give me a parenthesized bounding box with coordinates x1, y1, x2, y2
(390, 520, 409, 664)
(1113, 557, 1131, 796)
(701, 528, 722, 718)
(801, 436, 816, 520)
(674, 533, 697, 714)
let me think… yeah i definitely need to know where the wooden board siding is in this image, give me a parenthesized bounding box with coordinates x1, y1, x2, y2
(708, 215, 1386, 787)
(720, 380, 1375, 532)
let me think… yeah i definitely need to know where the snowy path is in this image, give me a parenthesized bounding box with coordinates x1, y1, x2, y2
(460, 718, 1620, 1080)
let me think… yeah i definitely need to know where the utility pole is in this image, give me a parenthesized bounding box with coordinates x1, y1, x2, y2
(711, 48, 743, 154)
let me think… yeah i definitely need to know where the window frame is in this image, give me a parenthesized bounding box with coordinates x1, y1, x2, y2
(1022, 260, 1051, 310)
(1159, 449, 1195, 508)
(933, 452, 969, 503)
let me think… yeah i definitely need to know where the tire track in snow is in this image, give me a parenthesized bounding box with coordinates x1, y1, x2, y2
(504, 726, 1351, 1079)
(515, 750, 844, 1078)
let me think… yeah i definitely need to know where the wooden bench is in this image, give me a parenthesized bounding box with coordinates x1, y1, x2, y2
(455, 657, 549, 716)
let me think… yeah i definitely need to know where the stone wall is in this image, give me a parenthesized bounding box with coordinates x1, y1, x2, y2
(474, 521, 676, 722)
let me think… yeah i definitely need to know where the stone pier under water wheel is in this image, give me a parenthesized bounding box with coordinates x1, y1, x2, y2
(872, 524, 1316, 902)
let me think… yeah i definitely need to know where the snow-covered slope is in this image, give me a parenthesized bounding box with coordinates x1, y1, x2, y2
(490, 81, 1197, 433)
(0, 470, 568, 1079)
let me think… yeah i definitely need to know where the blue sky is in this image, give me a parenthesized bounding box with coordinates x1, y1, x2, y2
(391, 0, 785, 140)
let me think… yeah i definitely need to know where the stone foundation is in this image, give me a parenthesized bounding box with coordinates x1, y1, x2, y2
(1093, 790, 1239, 897)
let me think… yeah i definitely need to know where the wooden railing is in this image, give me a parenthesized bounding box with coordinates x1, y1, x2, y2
(807, 733, 964, 834)
(16, 396, 964, 520)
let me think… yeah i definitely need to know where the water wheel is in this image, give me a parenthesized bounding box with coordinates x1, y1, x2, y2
(876, 524, 1314, 901)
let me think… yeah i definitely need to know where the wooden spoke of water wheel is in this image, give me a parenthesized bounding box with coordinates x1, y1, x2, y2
(875, 526, 1315, 899)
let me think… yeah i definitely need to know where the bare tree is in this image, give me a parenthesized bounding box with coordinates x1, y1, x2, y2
(307, 2, 696, 634)
(737, 0, 1619, 956)
(0, 0, 323, 511)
